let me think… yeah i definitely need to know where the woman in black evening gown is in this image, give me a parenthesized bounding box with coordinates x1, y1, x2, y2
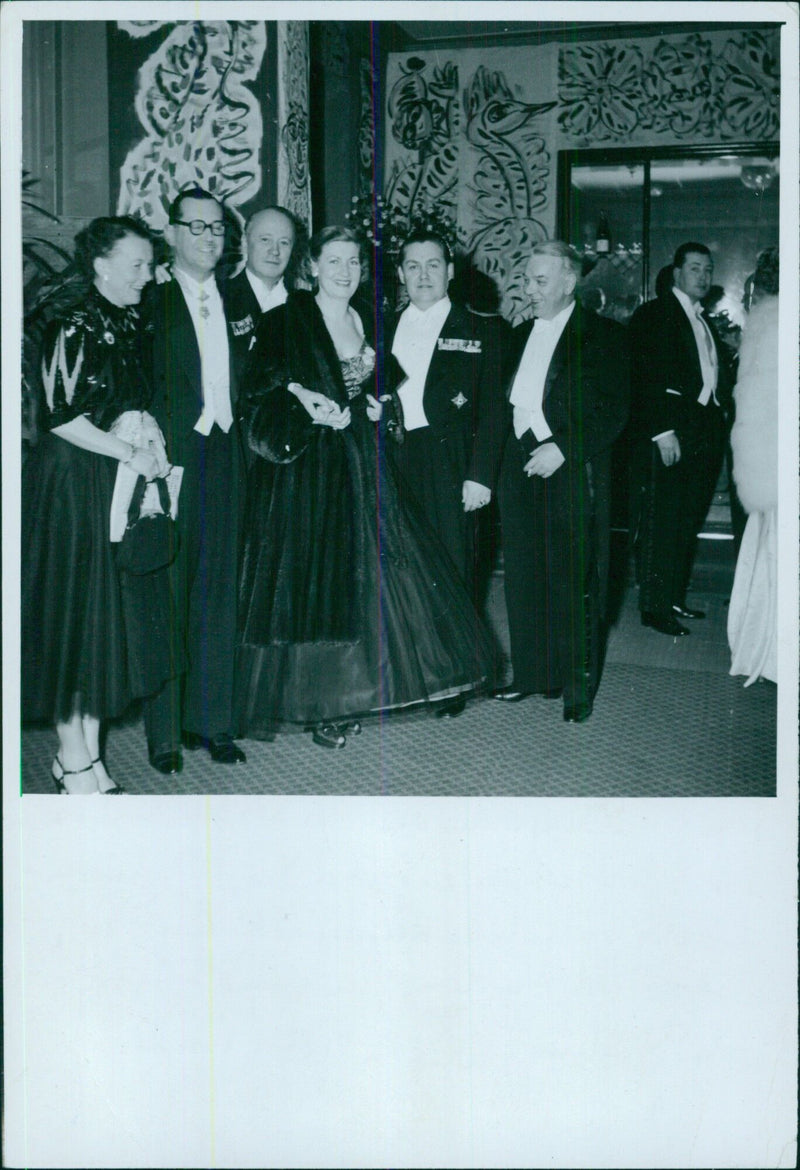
(22, 217, 174, 792)
(236, 226, 492, 748)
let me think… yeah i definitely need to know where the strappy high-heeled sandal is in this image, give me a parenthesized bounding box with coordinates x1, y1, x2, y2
(51, 756, 98, 795)
(311, 723, 347, 749)
(91, 758, 125, 795)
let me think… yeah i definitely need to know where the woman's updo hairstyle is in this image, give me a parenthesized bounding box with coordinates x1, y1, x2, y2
(309, 224, 364, 264)
(308, 225, 366, 292)
(74, 216, 153, 282)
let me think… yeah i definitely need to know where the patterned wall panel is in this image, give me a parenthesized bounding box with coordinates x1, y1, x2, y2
(358, 57, 375, 195)
(462, 64, 558, 324)
(277, 22, 311, 227)
(115, 20, 267, 229)
(384, 27, 779, 323)
(558, 30, 779, 145)
(384, 48, 559, 324)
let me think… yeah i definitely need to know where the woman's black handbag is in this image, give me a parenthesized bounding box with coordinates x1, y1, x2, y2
(116, 475, 179, 576)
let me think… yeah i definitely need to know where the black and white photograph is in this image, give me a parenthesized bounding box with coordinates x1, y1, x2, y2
(13, 6, 792, 798)
(3, 1, 797, 1166)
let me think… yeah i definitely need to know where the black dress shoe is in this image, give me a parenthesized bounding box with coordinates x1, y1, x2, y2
(491, 686, 532, 702)
(149, 747, 183, 775)
(538, 688, 563, 700)
(672, 603, 706, 620)
(311, 723, 347, 749)
(435, 695, 466, 718)
(563, 701, 593, 724)
(641, 611, 690, 637)
(182, 732, 246, 764)
(209, 736, 246, 764)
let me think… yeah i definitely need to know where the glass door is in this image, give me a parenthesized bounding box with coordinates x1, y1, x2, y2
(559, 145, 779, 325)
(558, 143, 779, 558)
(564, 161, 645, 323)
(649, 153, 779, 336)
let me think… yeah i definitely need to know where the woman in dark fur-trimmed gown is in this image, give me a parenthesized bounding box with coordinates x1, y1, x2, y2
(235, 226, 492, 748)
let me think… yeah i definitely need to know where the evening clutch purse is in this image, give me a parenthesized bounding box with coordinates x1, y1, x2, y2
(116, 475, 180, 576)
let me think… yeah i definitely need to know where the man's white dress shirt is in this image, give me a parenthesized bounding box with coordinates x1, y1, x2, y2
(653, 287, 720, 441)
(509, 301, 575, 442)
(175, 269, 233, 435)
(245, 270, 288, 314)
(391, 296, 452, 431)
(671, 286, 719, 405)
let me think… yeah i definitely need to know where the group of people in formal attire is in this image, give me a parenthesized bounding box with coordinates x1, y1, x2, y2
(21, 182, 777, 792)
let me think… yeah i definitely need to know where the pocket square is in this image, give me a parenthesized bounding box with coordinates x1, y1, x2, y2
(665, 388, 682, 396)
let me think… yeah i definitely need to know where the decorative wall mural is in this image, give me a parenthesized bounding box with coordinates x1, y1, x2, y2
(464, 66, 556, 325)
(385, 57, 460, 225)
(358, 58, 375, 194)
(277, 22, 311, 227)
(559, 30, 779, 144)
(384, 27, 780, 323)
(720, 31, 780, 138)
(116, 20, 266, 228)
(117, 21, 164, 38)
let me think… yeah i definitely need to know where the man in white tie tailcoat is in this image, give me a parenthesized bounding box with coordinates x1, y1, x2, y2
(629, 242, 732, 638)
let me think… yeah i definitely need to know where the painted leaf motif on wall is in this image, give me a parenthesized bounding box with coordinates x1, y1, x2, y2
(559, 29, 779, 144)
(386, 142, 459, 222)
(720, 32, 780, 138)
(358, 58, 375, 188)
(388, 58, 459, 154)
(464, 66, 556, 325)
(384, 58, 460, 232)
(116, 20, 266, 228)
(558, 44, 643, 141)
(641, 38, 726, 137)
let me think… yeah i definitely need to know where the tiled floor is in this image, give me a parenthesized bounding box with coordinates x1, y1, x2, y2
(20, 566, 777, 798)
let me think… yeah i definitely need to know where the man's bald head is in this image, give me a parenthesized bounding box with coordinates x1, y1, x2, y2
(245, 207, 297, 289)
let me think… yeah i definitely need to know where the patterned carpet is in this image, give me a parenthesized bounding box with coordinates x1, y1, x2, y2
(20, 568, 777, 798)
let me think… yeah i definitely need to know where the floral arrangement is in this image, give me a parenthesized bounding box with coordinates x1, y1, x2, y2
(345, 188, 460, 268)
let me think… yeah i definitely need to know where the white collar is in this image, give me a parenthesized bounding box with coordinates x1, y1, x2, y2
(672, 286, 704, 317)
(534, 300, 576, 331)
(174, 268, 218, 298)
(245, 269, 286, 301)
(401, 296, 451, 328)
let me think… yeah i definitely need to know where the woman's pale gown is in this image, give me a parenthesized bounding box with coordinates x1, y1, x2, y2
(727, 294, 778, 686)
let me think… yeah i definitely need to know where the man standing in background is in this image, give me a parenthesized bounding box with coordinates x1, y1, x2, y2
(629, 242, 732, 637)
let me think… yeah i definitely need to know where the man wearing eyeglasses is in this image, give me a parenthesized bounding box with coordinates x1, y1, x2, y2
(144, 187, 247, 774)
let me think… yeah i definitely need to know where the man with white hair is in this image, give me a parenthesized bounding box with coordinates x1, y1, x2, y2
(483, 240, 629, 723)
